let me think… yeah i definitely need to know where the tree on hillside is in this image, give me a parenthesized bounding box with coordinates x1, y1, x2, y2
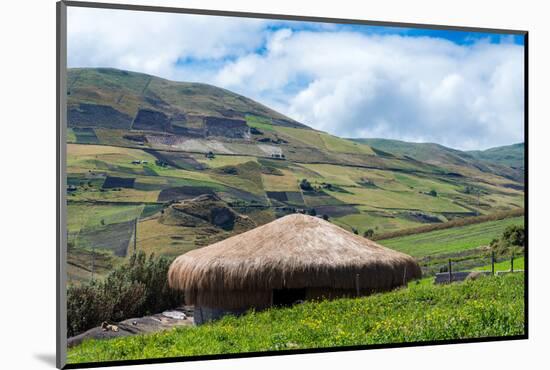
(502, 225, 525, 247)
(363, 229, 374, 238)
(490, 225, 525, 255)
(300, 179, 313, 191)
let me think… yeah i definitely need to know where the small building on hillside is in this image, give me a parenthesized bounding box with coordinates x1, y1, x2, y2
(168, 214, 421, 325)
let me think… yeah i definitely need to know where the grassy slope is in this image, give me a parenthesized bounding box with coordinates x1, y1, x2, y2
(352, 138, 524, 182)
(467, 143, 524, 169)
(380, 216, 524, 257)
(351, 138, 469, 165)
(332, 212, 421, 236)
(67, 274, 524, 363)
(69, 68, 301, 126)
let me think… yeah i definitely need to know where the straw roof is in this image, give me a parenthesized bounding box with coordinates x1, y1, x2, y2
(168, 214, 421, 308)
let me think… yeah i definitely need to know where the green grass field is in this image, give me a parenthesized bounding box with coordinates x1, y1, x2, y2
(319, 133, 375, 155)
(472, 256, 525, 272)
(67, 203, 144, 233)
(245, 115, 276, 132)
(332, 211, 422, 235)
(67, 274, 524, 363)
(329, 186, 468, 213)
(381, 216, 524, 258)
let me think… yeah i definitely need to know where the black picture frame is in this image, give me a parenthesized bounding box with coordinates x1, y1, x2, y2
(56, 1, 528, 368)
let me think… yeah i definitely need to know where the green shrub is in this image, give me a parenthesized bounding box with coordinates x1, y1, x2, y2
(67, 251, 184, 337)
(67, 280, 113, 337)
(502, 225, 525, 247)
(491, 225, 525, 256)
(299, 179, 313, 191)
(363, 229, 374, 238)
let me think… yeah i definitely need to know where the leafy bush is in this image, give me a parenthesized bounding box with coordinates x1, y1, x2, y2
(67, 252, 184, 337)
(502, 225, 525, 247)
(490, 225, 525, 256)
(299, 179, 313, 191)
(67, 280, 114, 337)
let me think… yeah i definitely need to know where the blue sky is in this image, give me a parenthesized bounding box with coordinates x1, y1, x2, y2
(264, 20, 525, 45)
(68, 7, 525, 150)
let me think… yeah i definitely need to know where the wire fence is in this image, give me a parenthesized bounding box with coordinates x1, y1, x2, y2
(428, 251, 524, 284)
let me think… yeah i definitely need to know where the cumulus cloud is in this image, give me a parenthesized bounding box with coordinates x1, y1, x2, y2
(214, 32, 524, 150)
(68, 7, 267, 79)
(67, 8, 524, 150)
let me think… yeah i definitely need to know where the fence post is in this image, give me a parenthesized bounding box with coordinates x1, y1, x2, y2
(355, 274, 360, 297)
(134, 217, 138, 254)
(511, 253, 514, 272)
(448, 259, 452, 283)
(491, 251, 495, 275)
(91, 246, 95, 281)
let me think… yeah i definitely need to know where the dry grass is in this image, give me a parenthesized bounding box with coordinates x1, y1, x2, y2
(261, 169, 300, 191)
(168, 214, 421, 308)
(67, 143, 150, 158)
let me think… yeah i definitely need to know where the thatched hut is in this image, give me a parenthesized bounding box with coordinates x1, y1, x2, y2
(168, 214, 421, 324)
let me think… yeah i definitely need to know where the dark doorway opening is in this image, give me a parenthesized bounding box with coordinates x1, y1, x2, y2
(272, 288, 306, 306)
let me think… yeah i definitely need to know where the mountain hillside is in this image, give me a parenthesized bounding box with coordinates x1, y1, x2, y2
(351, 138, 524, 183)
(67, 68, 455, 174)
(68, 67, 305, 131)
(467, 143, 524, 169)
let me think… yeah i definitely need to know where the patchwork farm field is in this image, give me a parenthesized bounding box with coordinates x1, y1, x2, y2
(66, 137, 524, 283)
(67, 273, 524, 363)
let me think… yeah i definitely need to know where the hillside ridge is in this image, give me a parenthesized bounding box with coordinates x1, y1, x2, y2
(350, 138, 524, 182)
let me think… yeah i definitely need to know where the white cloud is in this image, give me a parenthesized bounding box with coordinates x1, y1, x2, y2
(67, 8, 524, 150)
(213, 32, 524, 150)
(68, 7, 267, 79)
